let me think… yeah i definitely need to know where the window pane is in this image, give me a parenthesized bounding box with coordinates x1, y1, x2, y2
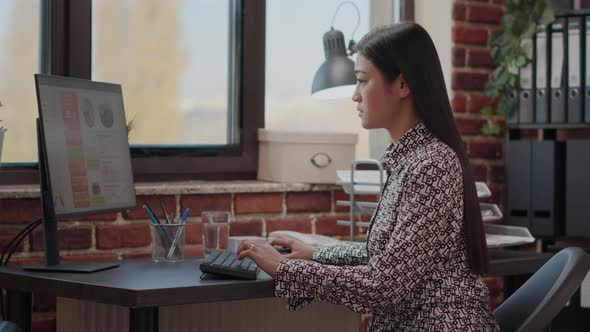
(0, 1, 41, 163)
(92, 0, 231, 146)
(265, 0, 370, 158)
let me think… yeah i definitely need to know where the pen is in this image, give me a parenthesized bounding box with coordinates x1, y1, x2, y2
(179, 208, 190, 224)
(160, 202, 171, 224)
(144, 202, 162, 224)
(143, 205, 160, 225)
(143, 205, 171, 246)
(167, 210, 189, 259)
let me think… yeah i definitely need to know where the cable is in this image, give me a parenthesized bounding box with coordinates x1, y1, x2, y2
(3, 218, 43, 266)
(0, 217, 42, 266)
(0, 217, 43, 320)
(330, 1, 361, 42)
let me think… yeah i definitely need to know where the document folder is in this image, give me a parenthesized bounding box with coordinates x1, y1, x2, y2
(531, 141, 565, 238)
(551, 24, 567, 123)
(568, 20, 583, 123)
(506, 89, 519, 124)
(507, 64, 519, 124)
(536, 28, 549, 123)
(519, 38, 534, 123)
(507, 141, 531, 229)
(566, 140, 590, 238)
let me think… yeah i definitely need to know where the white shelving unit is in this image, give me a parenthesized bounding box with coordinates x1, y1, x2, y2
(335, 159, 384, 240)
(336, 161, 533, 247)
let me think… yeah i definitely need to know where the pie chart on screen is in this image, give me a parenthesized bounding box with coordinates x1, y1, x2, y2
(99, 104, 114, 128)
(82, 98, 95, 128)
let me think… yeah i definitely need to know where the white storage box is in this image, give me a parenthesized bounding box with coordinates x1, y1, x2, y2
(257, 129, 358, 183)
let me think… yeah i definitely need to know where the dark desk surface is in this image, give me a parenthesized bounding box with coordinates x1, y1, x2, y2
(487, 249, 553, 277)
(0, 249, 552, 308)
(0, 259, 274, 307)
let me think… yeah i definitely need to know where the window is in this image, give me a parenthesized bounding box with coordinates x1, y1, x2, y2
(265, 0, 370, 158)
(92, 0, 233, 146)
(0, 0, 265, 183)
(0, 1, 42, 163)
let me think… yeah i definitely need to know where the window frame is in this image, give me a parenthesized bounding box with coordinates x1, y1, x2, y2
(0, 0, 265, 184)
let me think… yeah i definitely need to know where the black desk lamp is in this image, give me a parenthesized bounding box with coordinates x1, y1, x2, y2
(311, 1, 360, 99)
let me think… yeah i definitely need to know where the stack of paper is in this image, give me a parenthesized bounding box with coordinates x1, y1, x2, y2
(484, 224, 535, 248)
(481, 203, 503, 222)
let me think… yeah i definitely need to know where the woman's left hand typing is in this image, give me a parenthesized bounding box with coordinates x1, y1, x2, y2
(237, 240, 285, 278)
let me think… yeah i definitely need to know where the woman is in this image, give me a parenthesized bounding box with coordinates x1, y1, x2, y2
(237, 22, 499, 331)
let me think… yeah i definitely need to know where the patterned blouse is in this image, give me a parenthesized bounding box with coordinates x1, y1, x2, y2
(274, 122, 500, 332)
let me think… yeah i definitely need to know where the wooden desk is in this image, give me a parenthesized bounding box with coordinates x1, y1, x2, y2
(0, 249, 552, 332)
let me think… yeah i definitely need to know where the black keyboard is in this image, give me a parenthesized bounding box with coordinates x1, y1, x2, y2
(199, 250, 259, 280)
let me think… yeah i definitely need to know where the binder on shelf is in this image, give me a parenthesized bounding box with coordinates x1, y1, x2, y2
(507, 63, 519, 124)
(519, 38, 534, 123)
(507, 141, 531, 229)
(530, 141, 565, 238)
(585, 20, 590, 123)
(536, 28, 549, 123)
(568, 19, 583, 123)
(551, 23, 567, 123)
(566, 140, 590, 238)
(506, 89, 519, 124)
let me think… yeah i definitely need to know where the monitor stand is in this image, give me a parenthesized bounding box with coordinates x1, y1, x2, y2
(23, 262, 119, 273)
(23, 119, 119, 273)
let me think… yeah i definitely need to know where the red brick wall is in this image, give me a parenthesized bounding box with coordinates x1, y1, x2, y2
(1, 2, 513, 329)
(452, 0, 506, 310)
(0, 189, 372, 331)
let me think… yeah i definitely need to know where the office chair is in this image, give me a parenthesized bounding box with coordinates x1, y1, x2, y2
(493, 247, 590, 332)
(0, 321, 20, 332)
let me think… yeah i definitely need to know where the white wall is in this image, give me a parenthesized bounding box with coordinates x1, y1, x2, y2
(263, 0, 454, 162)
(367, 0, 454, 159)
(413, 0, 453, 96)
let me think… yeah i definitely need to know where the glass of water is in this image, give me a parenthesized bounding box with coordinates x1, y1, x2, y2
(201, 210, 231, 256)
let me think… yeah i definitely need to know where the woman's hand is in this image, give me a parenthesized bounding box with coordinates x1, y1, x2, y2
(269, 236, 315, 260)
(237, 241, 284, 279)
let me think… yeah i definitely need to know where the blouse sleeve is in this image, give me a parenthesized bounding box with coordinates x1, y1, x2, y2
(312, 241, 368, 266)
(274, 159, 462, 314)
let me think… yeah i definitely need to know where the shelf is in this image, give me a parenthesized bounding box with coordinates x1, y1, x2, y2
(336, 220, 371, 228)
(336, 200, 378, 215)
(507, 123, 590, 130)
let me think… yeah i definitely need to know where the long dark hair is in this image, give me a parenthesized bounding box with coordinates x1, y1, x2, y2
(354, 22, 488, 274)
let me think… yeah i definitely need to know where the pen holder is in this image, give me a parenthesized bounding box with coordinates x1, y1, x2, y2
(151, 223, 186, 262)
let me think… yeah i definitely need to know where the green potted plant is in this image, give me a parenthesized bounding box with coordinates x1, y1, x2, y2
(481, 0, 555, 135)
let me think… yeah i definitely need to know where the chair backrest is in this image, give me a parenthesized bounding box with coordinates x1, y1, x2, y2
(493, 247, 590, 332)
(0, 321, 20, 332)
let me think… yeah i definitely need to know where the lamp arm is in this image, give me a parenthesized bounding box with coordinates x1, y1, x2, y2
(330, 1, 361, 52)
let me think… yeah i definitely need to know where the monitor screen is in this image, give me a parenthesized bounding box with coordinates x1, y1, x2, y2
(35, 74, 136, 218)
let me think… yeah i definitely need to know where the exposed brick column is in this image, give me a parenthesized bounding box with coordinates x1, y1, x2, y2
(452, 0, 506, 207)
(452, 0, 506, 310)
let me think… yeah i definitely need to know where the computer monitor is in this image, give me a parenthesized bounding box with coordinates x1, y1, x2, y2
(25, 74, 136, 273)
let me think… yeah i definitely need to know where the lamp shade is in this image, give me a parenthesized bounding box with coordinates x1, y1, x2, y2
(311, 28, 356, 99)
